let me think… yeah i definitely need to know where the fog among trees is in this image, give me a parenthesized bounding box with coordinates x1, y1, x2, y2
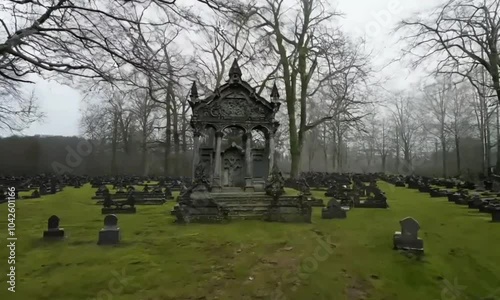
(1, 0, 500, 180)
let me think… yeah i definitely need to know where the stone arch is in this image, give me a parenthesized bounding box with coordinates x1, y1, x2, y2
(250, 125, 268, 149)
(221, 125, 246, 149)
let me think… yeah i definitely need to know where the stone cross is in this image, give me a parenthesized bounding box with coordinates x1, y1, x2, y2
(47, 215, 60, 231)
(104, 214, 118, 230)
(400, 217, 420, 238)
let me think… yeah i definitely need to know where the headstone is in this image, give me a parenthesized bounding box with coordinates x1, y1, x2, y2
(393, 217, 424, 253)
(43, 215, 65, 239)
(31, 189, 40, 199)
(98, 214, 121, 245)
(491, 209, 500, 222)
(321, 199, 347, 219)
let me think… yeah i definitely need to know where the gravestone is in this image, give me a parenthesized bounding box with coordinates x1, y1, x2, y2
(491, 208, 500, 222)
(264, 165, 311, 223)
(172, 162, 229, 223)
(393, 217, 424, 253)
(321, 199, 347, 219)
(43, 215, 65, 239)
(31, 189, 40, 198)
(98, 214, 120, 245)
(101, 191, 136, 214)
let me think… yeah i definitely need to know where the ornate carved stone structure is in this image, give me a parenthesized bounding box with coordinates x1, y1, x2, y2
(188, 59, 281, 191)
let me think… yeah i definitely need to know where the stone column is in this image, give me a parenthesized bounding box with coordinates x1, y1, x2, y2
(212, 131, 223, 192)
(268, 132, 275, 177)
(191, 132, 201, 183)
(244, 132, 254, 192)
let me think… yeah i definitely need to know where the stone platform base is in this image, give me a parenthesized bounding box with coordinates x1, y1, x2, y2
(98, 229, 120, 245)
(172, 205, 230, 224)
(393, 232, 424, 253)
(265, 205, 311, 223)
(43, 229, 65, 239)
(321, 208, 346, 219)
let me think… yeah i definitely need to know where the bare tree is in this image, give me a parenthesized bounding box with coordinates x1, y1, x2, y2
(0, 81, 42, 132)
(398, 0, 500, 95)
(390, 93, 422, 174)
(250, 0, 372, 177)
(422, 78, 452, 177)
(446, 83, 475, 175)
(129, 89, 160, 175)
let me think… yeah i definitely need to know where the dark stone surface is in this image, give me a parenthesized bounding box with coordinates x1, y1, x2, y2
(393, 217, 424, 253)
(98, 214, 120, 245)
(173, 164, 230, 224)
(265, 203, 312, 223)
(98, 229, 120, 245)
(189, 59, 280, 187)
(492, 210, 500, 222)
(43, 229, 65, 239)
(322, 199, 347, 219)
(43, 215, 64, 239)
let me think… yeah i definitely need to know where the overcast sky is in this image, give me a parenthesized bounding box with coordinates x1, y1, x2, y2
(20, 0, 439, 137)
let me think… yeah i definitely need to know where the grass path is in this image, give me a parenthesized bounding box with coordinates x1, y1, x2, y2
(0, 182, 498, 300)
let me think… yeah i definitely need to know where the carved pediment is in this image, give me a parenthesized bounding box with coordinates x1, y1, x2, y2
(196, 90, 272, 121)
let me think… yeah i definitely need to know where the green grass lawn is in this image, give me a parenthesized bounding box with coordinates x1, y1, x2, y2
(0, 182, 499, 300)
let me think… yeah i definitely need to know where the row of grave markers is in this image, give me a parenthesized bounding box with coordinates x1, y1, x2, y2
(43, 215, 120, 245)
(42, 214, 424, 252)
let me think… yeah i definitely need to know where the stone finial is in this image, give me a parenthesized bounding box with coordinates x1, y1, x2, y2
(271, 82, 280, 102)
(229, 59, 242, 81)
(190, 81, 199, 101)
(265, 164, 285, 199)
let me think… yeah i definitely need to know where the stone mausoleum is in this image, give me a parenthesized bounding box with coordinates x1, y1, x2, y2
(188, 59, 281, 192)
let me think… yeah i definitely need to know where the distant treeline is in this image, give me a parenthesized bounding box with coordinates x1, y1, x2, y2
(0, 135, 191, 176)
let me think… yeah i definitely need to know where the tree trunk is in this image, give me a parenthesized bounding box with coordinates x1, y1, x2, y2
(173, 103, 180, 175)
(181, 102, 187, 153)
(331, 127, 337, 172)
(496, 103, 500, 174)
(395, 128, 400, 173)
(111, 114, 119, 175)
(441, 133, 447, 178)
(337, 131, 343, 173)
(455, 134, 461, 176)
(486, 111, 491, 174)
(287, 90, 300, 178)
(141, 134, 148, 176)
(164, 99, 172, 176)
(322, 125, 328, 172)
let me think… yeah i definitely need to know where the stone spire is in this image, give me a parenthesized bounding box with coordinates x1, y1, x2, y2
(270, 82, 280, 102)
(190, 81, 198, 101)
(229, 59, 242, 82)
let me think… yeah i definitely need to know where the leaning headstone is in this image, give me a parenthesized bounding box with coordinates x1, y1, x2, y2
(43, 215, 65, 239)
(393, 217, 424, 253)
(97, 215, 120, 245)
(322, 199, 347, 219)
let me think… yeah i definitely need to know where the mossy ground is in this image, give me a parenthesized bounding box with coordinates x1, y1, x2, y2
(0, 182, 498, 300)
